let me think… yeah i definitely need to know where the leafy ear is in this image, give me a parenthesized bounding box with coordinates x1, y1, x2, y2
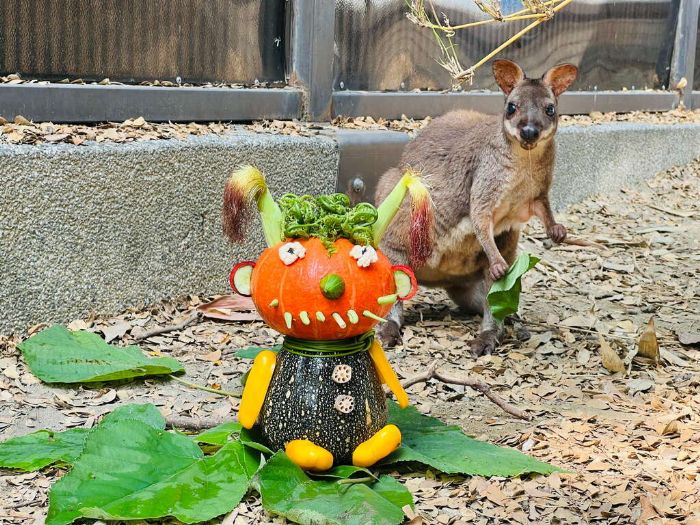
(373, 168, 433, 267)
(542, 64, 578, 97)
(492, 59, 524, 95)
(222, 166, 283, 246)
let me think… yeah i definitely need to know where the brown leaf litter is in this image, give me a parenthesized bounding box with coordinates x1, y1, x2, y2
(1, 158, 699, 524)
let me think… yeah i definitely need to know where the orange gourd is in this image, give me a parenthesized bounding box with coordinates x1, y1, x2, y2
(250, 238, 396, 340)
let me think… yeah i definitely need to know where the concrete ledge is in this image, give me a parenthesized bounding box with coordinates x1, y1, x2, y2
(337, 123, 700, 210)
(0, 131, 337, 333)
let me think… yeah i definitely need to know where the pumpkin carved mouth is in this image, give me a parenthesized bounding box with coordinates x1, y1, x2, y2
(276, 308, 390, 330)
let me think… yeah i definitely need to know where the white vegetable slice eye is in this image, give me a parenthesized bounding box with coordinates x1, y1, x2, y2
(349, 244, 378, 267)
(278, 241, 306, 265)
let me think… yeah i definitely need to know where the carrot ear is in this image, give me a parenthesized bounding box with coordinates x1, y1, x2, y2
(492, 59, 524, 95)
(222, 166, 283, 246)
(542, 63, 578, 97)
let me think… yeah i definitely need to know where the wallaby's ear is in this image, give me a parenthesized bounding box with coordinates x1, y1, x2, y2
(492, 59, 525, 95)
(542, 64, 578, 97)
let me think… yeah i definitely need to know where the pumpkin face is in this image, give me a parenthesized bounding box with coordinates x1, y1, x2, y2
(230, 238, 417, 340)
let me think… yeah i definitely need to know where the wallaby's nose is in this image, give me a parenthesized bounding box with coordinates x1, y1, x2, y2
(520, 126, 540, 142)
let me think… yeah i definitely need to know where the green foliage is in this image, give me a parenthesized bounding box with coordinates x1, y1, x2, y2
(18, 326, 184, 383)
(487, 253, 540, 322)
(46, 419, 259, 525)
(256, 452, 411, 525)
(279, 192, 378, 249)
(236, 345, 280, 359)
(193, 421, 242, 446)
(0, 429, 89, 472)
(0, 403, 164, 472)
(384, 401, 559, 476)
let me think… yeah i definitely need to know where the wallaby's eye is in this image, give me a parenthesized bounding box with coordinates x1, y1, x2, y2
(545, 104, 556, 117)
(506, 102, 517, 116)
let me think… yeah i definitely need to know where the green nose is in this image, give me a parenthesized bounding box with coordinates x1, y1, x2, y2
(320, 273, 345, 300)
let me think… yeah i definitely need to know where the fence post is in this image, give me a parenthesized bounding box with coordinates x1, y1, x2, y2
(670, 0, 699, 108)
(288, 0, 336, 121)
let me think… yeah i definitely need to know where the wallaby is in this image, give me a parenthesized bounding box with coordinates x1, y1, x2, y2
(374, 59, 578, 356)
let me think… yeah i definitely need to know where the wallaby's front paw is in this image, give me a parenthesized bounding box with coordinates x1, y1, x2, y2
(489, 260, 509, 281)
(547, 223, 567, 243)
(376, 321, 402, 348)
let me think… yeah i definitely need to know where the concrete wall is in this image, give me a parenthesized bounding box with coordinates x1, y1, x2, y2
(0, 131, 338, 334)
(2, 122, 700, 334)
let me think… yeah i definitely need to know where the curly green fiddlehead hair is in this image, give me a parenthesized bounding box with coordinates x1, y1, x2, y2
(278, 193, 378, 251)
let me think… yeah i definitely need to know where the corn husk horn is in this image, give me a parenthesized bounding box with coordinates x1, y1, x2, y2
(222, 166, 283, 246)
(372, 168, 434, 267)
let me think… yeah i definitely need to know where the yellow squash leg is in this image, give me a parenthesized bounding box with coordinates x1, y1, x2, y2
(238, 350, 277, 429)
(369, 340, 409, 408)
(285, 439, 334, 471)
(352, 424, 402, 467)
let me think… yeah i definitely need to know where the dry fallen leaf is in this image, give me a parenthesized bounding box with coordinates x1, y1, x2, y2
(637, 317, 660, 365)
(197, 295, 261, 321)
(599, 335, 625, 373)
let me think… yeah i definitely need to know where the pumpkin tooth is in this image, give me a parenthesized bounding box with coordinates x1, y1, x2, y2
(347, 309, 359, 324)
(284, 312, 293, 329)
(331, 312, 347, 329)
(316, 312, 326, 322)
(377, 293, 398, 305)
(299, 311, 311, 325)
(269, 299, 279, 308)
(363, 310, 387, 323)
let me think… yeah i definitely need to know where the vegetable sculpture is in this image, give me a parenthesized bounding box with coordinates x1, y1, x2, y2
(223, 166, 433, 470)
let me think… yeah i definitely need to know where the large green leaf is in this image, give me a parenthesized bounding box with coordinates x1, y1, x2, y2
(0, 428, 89, 471)
(487, 253, 540, 322)
(256, 452, 411, 525)
(46, 419, 259, 525)
(0, 403, 165, 472)
(193, 421, 242, 446)
(19, 325, 184, 383)
(101, 402, 166, 429)
(385, 401, 559, 476)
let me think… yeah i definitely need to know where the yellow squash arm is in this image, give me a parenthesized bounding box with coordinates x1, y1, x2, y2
(238, 350, 277, 429)
(369, 340, 409, 408)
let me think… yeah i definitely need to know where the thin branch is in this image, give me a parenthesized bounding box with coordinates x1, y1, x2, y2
(134, 311, 201, 341)
(166, 416, 228, 431)
(169, 374, 241, 398)
(401, 360, 531, 420)
(561, 236, 605, 249)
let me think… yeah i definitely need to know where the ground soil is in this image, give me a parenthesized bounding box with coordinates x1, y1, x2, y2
(1, 158, 699, 524)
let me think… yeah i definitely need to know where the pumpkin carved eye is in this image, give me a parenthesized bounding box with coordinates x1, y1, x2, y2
(278, 241, 306, 265)
(349, 244, 378, 268)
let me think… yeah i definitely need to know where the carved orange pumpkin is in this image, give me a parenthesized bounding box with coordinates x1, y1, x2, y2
(230, 237, 416, 340)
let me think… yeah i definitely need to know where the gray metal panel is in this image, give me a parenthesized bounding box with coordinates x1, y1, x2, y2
(288, 0, 336, 120)
(692, 91, 700, 108)
(336, 129, 409, 203)
(332, 91, 679, 119)
(334, 0, 678, 91)
(0, 0, 286, 84)
(0, 84, 302, 122)
(670, 0, 699, 107)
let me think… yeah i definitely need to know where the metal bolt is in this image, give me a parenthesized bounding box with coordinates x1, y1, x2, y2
(351, 177, 365, 193)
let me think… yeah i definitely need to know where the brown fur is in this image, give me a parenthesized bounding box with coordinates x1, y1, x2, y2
(375, 60, 577, 355)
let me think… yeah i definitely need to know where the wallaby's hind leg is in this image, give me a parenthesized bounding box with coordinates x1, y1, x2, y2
(376, 301, 404, 347)
(470, 229, 521, 356)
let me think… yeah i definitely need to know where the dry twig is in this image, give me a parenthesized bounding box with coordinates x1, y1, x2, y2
(134, 311, 201, 341)
(401, 360, 531, 420)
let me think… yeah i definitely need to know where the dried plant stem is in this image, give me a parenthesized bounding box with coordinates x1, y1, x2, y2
(169, 374, 241, 398)
(401, 360, 531, 420)
(166, 416, 227, 431)
(134, 311, 201, 341)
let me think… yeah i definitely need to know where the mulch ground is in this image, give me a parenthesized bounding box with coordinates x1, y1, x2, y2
(1, 158, 699, 525)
